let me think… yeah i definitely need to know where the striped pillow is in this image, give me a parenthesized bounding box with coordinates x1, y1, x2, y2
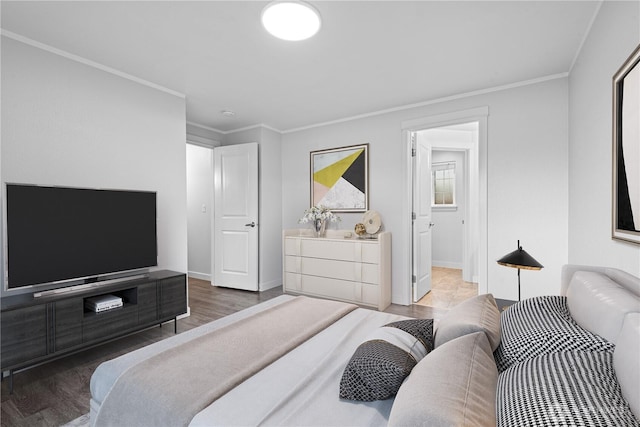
(494, 296, 614, 373)
(497, 350, 639, 426)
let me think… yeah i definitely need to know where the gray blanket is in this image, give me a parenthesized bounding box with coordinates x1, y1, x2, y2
(94, 296, 357, 427)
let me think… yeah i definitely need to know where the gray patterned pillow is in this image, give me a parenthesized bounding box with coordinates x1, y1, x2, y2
(494, 296, 614, 373)
(339, 319, 433, 401)
(497, 350, 639, 426)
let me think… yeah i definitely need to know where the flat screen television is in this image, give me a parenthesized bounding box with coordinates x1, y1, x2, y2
(4, 184, 157, 291)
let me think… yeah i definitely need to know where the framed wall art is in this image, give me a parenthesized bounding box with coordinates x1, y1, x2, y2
(310, 144, 368, 212)
(612, 43, 640, 244)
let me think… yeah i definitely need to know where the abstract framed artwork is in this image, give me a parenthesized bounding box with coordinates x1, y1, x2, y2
(612, 43, 640, 244)
(310, 144, 368, 212)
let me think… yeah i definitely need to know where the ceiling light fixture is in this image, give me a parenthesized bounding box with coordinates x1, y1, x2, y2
(261, 1, 321, 41)
(221, 110, 235, 118)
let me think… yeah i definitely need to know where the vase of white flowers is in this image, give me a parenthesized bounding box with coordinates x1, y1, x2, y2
(299, 205, 341, 237)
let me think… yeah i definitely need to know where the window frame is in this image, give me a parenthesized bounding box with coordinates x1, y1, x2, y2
(431, 161, 457, 210)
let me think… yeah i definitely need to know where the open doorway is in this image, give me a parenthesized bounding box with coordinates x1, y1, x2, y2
(404, 107, 488, 309)
(186, 143, 214, 281)
(415, 145, 478, 309)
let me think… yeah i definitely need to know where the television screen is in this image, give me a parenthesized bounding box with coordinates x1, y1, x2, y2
(5, 184, 157, 289)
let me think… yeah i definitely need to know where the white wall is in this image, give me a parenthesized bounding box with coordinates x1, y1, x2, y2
(568, 1, 640, 276)
(1, 37, 188, 294)
(431, 150, 465, 269)
(282, 77, 569, 304)
(256, 128, 284, 290)
(186, 144, 213, 280)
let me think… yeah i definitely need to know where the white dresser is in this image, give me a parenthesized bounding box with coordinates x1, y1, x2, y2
(283, 229, 391, 311)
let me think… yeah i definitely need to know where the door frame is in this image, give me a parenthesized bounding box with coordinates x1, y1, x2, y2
(401, 107, 489, 305)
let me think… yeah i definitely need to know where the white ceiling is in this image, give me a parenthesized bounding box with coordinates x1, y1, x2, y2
(1, 1, 599, 133)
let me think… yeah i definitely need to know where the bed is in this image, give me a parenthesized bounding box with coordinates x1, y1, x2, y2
(90, 264, 640, 427)
(90, 295, 420, 426)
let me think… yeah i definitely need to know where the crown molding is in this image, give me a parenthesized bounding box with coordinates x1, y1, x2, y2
(196, 71, 568, 135)
(568, 1, 603, 74)
(186, 121, 225, 134)
(1, 29, 185, 99)
(3, 29, 570, 137)
(282, 72, 569, 134)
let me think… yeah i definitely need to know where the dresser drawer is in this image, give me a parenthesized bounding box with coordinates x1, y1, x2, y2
(300, 275, 363, 304)
(285, 237, 379, 264)
(285, 256, 379, 285)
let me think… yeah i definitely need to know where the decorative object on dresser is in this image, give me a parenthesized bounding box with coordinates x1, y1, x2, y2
(357, 209, 382, 239)
(612, 43, 640, 245)
(310, 143, 368, 212)
(497, 240, 543, 301)
(283, 229, 391, 310)
(298, 204, 341, 237)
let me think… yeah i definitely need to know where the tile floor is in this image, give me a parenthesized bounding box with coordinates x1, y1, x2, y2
(415, 266, 478, 309)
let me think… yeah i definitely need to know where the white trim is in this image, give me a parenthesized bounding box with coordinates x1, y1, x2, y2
(432, 205, 458, 212)
(568, 1, 603, 74)
(1, 30, 185, 99)
(259, 278, 282, 291)
(401, 130, 414, 305)
(285, 75, 563, 134)
(186, 134, 221, 148)
(432, 261, 463, 270)
(187, 121, 284, 136)
(186, 121, 226, 134)
(224, 123, 283, 135)
(402, 108, 488, 305)
(177, 306, 191, 319)
(187, 271, 211, 281)
(401, 106, 490, 131)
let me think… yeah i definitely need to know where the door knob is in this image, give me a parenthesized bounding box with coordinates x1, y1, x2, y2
(245, 222, 256, 227)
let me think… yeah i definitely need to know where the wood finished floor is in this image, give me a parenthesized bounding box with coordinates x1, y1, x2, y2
(1, 278, 444, 427)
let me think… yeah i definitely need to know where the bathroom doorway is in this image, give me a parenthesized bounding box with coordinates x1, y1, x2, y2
(403, 107, 488, 307)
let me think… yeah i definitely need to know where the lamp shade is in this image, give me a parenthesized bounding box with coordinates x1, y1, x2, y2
(497, 246, 543, 270)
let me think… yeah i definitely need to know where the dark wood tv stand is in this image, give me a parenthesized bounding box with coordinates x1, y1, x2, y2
(1, 270, 187, 393)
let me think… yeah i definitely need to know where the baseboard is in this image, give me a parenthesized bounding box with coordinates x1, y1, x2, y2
(432, 261, 463, 270)
(177, 306, 191, 319)
(188, 271, 211, 281)
(259, 279, 282, 291)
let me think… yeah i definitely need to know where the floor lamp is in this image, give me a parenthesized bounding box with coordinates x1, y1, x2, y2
(497, 240, 543, 301)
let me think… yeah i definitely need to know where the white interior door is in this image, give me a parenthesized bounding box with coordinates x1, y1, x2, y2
(413, 132, 433, 302)
(213, 142, 259, 291)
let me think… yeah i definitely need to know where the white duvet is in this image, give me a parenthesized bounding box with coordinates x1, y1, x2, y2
(90, 295, 411, 427)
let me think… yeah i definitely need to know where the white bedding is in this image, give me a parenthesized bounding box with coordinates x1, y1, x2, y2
(90, 295, 411, 427)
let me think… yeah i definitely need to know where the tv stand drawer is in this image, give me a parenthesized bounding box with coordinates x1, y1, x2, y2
(1, 305, 48, 368)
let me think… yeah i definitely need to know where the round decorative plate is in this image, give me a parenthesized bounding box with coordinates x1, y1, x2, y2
(362, 210, 381, 234)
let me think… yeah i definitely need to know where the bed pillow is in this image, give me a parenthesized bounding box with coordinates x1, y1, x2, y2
(388, 332, 498, 427)
(494, 296, 615, 373)
(339, 319, 433, 401)
(434, 293, 501, 350)
(497, 350, 639, 426)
